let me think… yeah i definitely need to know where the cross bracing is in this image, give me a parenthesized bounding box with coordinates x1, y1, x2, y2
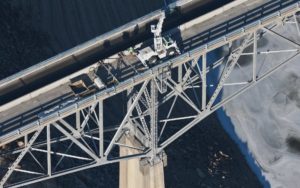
(0, 1, 300, 187)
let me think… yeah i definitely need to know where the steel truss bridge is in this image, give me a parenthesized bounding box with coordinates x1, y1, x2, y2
(1, 0, 300, 187)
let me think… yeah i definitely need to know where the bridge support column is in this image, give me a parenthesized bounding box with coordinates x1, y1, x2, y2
(119, 135, 165, 188)
(120, 81, 165, 188)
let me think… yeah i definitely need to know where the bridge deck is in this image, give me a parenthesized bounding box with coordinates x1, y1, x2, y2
(0, 0, 227, 107)
(1, 0, 296, 140)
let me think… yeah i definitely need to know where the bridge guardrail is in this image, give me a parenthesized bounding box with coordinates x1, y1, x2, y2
(0, 0, 203, 92)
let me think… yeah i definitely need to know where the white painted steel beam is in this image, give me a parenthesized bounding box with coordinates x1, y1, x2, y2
(1, 1, 300, 187)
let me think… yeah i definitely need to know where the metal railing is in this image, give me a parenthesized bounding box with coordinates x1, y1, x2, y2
(0, 0, 299, 147)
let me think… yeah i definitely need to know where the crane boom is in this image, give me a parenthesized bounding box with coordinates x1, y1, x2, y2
(136, 11, 179, 66)
(151, 12, 166, 54)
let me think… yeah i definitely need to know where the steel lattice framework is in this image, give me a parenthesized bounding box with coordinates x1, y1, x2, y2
(1, 1, 300, 187)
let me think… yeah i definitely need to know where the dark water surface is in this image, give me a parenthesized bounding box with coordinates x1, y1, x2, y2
(0, 0, 163, 79)
(0, 0, 262, 187)
(10, 0, 164, 52)
(205, 49, 269, 188)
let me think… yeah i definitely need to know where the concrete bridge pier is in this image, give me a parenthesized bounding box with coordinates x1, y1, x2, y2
(119, 134, 166, 188)
(120, 81, 165, 188)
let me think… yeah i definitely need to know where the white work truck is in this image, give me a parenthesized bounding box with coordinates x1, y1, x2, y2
(137, 12, 180, 66)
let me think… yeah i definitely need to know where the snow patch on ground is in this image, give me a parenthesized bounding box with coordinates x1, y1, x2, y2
(219, 22, 300, 187)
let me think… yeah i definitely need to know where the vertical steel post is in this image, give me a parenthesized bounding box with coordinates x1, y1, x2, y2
(202, 54, 207, 110)
(150, 79, 158, 162)
(294, 14, 300, 38)
(178, 65, 182, 83)
(24, 134, 28, 147)
(76, 111, 81, 130)
(47, 124, 51, 176)
(99, 101, 104, 158)
(253, 31, 257, 82)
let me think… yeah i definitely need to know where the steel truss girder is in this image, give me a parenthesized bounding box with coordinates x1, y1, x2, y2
(1, 2, 299, 148)
(1, 4, 300, 188)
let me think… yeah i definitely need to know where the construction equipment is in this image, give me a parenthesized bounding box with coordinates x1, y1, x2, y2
(137, 12, 180, 66)
(69, 74, 97, 97)
(69, 73, 106, 97)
